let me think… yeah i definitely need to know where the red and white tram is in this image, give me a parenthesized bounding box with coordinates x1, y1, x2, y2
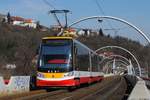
(36, 37, 104, 88)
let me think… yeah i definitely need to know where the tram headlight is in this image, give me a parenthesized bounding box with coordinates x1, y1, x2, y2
(37, 73, 44, 78)
(64, 72, 74, 77)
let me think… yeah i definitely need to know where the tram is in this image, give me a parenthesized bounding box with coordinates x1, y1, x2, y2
(36, 36, 104, 88)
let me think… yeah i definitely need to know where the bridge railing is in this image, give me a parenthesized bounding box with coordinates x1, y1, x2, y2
(128, 76, 150, 100)
(0, 76, 30, 96)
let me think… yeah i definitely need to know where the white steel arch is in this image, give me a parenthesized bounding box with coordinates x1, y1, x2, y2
(107, 54, 130, 64)
(104, 59, 129, 74)
(106, 59, 135, 74)
(105, 59, 129, 68)
(95, 46, 141, 76)
(69, 16, 150, 43)
(99, 54, 130, 68)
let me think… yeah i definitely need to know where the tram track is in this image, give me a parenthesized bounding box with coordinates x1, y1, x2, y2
(0, 90, 46, 100)
(81, 76, 127, 100)
(16, 89, 67, 100)
(47, 76, 126, 100)
(42, 76, 126, 100)
(0, 89, 67, 100)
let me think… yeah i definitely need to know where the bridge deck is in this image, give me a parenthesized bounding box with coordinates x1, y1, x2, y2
(128, 78, 150, 100)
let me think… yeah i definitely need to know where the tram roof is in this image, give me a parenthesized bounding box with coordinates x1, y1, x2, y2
(42, 36, 73, 40)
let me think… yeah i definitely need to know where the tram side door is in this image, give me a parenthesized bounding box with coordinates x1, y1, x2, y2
(73, 44, 80, 77)
(89, 52, 92, 76)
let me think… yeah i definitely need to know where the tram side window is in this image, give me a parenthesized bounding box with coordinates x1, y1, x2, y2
(75, 43, 90, 71)
(98, 56, 103, 71)
(91, 54, 98, 72)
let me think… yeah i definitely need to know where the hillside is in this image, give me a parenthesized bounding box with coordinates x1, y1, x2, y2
(0, 23, 56, 77)
(0, 23, 150, 78)
(78, 35, 150, 68)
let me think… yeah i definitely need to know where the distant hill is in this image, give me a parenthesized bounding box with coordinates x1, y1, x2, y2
(78, 34, 150, 77)
(0, 22, 56, 78)
(0, 22, 149, 78)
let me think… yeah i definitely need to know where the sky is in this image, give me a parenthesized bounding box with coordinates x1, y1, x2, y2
(0, 0, 150, 44)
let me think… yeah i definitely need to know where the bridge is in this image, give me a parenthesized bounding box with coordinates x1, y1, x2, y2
(0, 16, 150, 100)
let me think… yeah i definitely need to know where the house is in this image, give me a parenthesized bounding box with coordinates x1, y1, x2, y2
(10, 16, 37, 28)
(5, 64, 16, 69)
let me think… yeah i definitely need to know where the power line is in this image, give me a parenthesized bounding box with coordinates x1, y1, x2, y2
(94, 0, 120, 36)
(95, 0, 105, 15)
(43, 0, 56, 10)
